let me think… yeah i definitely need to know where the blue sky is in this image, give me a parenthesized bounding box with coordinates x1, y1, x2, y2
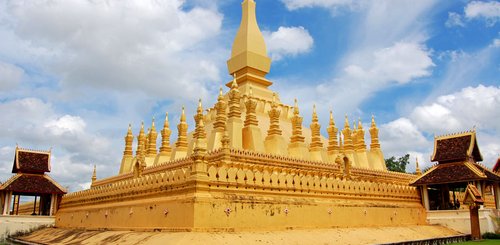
(0, 0, 499, 191)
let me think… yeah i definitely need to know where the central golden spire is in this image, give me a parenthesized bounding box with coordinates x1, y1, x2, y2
(227, 0, 272, 88)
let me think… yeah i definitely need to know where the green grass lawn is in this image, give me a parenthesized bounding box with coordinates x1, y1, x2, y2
(452, 240, 500, 245)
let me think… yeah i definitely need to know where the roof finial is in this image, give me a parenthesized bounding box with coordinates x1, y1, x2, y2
(151, 117, 156, 131)
(231, 73, 238, 89)
(293, 98, 300, 115)
(181, 106, 186, 122)
(415, 157, 422, 176)
(197, 99, 203, 114)
(91, 164, 97, 183)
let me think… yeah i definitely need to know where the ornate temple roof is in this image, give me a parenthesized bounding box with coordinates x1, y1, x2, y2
(0, 174, 66, 195)
(430, 131, 482, 163)
(493, 157, 500, 173)
(12, 147, 51, 174)
(411, 160, 500, 186)
(411, 130, 500, 186)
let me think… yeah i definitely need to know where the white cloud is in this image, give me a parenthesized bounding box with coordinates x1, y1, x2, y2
(274, 0, 436, 118)
(306, 41, 434, 118)
(492, 38, 500, 47)
(281, 0, 364, 12)
(44, 115, 86, 136)
(465, 1, 500, 25)
(0, 0, 224, 100)
(379, 85, 500, 170)
(263, 26, 314, 61)
(345, 42, 434, 84)
(445, 12, 465, 27)
(379, 117, 430, 154)
(0, 61, 23, 91)
(411, 85, 500, 133)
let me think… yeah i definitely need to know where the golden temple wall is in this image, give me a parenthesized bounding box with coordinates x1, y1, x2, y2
(57, 149, 425, 231)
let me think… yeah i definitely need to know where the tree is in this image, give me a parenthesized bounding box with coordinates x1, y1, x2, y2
(385, 154, 410, 173)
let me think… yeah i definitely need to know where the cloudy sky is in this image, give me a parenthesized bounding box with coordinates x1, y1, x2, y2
(0, 0, 498, 192)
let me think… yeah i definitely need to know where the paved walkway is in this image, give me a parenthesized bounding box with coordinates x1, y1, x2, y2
(15, 225, 461, 245)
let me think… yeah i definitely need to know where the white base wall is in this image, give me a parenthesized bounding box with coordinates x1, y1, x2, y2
(0, 215, 54, 241)
(427, 209, 499, 234)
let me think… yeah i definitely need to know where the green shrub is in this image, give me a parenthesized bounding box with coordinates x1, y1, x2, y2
(482, 232, 500, 239)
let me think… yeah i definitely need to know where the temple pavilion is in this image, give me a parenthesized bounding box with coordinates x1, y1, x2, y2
(0, 147, 66, 216)
(411, 131, 500, 210)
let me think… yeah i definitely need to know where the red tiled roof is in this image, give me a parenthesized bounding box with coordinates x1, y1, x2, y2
(13, 149, 51, 174)
(493, 157, 500, 173)
(0, 174, 66, 194)
(411, 161, 500, 186)
(431, 132, 483, 163)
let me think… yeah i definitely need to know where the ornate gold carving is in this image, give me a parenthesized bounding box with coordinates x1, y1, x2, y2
(267, 94, 282, 136)
(309, 104, 323, 149)
(290, 99, 305, 143)
(228, 75, 241, 119)
(369, 115, 380, 150)
(175, 107, 188, 148)
(159, 113, 172, 154)
(244, 87, 258, 127)
(327, 111, 339, 154)
(123, 124, 133, 157)
(147, 118, 157, 157)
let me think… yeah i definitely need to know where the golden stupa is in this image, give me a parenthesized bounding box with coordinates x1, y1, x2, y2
(56, 0, 425, 231)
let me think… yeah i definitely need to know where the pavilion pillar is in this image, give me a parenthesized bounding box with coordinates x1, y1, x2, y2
(422, 185, 430, 210)
(470, 204, 482, 240)
(2, 191, 12, 215)
(49, 194, 55, 216)
(494, 183, 500, 210)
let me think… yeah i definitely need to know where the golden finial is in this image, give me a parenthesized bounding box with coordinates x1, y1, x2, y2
(415, 157, 422, 175)
(181, 106, 186, 122)
(344, 114, 350, 128)
(128, 123, 132, 132)
(218, 87, 225, 102)
(197, 99, 203, 114)
(164, 113, 169, 127)
(91, 164, 97, 183)
(139, 121, 145, 135)
(312, 104, 318, 122)
(371, 114, 376, 127)
(151, 117, 156, 131)
(293, 98, 300, 115)
(358, 118, 363, 129)
(231, 73, 238, 88)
